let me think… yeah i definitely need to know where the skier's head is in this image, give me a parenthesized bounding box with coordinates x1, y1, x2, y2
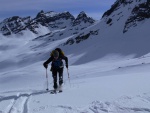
(53, 50, 59, 58)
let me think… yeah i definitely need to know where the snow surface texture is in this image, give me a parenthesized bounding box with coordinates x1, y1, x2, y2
(0, 0, 150, 113)
(1, 32, 150, 113)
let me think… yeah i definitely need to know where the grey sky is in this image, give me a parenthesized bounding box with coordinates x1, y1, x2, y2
(0, 0, 116, 21)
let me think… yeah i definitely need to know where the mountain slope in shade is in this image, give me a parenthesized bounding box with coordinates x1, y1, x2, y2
(62, 0, 150, 64)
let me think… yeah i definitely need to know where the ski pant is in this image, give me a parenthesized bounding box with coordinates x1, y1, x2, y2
(52, 67, 63, 89)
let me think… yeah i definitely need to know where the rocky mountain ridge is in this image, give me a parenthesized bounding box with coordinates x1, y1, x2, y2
(102, 0, 150, 33)
(65, 0, 150, 46)
(61, 0, 150, 60)
(0, 11, 95, 36)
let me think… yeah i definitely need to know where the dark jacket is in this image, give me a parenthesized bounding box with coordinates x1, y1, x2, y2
(43, 55, 68, 69)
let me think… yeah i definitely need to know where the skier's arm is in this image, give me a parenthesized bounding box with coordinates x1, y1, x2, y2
(62, 56, 68, 68)
(43, 57, 53, 68)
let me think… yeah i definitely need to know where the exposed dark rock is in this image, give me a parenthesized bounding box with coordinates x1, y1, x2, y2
(64, 30, 99, 45)
(124, 1, 150, 33)
(107, 18, 112, 24)
(102, 0, 133, 17)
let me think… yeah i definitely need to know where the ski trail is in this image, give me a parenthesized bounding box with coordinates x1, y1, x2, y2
(8, 96, 28, 113)
(1, 91, 150, 113)
(0, 90, 49, 113)
(7, 99, 16, 113)
(0, 90, 48, 102)
(23, 97, 30, 113)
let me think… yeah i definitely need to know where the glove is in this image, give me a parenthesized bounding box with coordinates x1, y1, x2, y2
(66, 64, 68, 69)
(43, 63, 48, 69)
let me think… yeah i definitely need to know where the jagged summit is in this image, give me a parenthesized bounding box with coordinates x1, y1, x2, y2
(73, 11, 95, 26)
(36, 10, 58, 18)
(0, 16, 39, 35)
(0, 10, 96, 36)
(35, 10, 75, 22)
(35, 10, 75, 28)
(76, 11, 87, 19)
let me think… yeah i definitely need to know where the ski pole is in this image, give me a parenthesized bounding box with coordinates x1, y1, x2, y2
(67, 68, 71, 87)
(46, 68, 49, 91)
(67, 68, 70, 78)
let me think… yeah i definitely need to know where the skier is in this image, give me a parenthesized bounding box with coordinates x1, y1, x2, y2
(43, 48, 68, 93)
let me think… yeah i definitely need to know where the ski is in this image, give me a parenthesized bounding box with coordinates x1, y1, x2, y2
(50, 90, 57, 94)
(58, 85, 63, 93)
(50, 85, 63, 94)
(58, 90, 63, 93)
(50, 89, 63, 94)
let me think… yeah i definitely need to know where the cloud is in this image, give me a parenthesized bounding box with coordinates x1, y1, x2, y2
(0, 0, 116, 20)
(0, 0, 116, 11)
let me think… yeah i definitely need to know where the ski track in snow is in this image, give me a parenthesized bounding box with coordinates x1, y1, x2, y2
(0, 90, 50, 113)
(0, 91, 150, 113)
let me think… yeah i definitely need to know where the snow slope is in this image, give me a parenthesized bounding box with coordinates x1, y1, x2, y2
(0, 0, 150, 113)
(1, 33, 150, 113)
(0, 58, 150, 113)
(62, 0, 150, 64)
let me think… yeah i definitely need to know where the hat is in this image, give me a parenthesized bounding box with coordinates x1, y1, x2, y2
(53, 50, 59, 57)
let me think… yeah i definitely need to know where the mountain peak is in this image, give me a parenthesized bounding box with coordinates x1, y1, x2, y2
(76, 11, 88, 20)
(35, 10, 75, 28)
(101, 0, 149, 33)
(0, 14, 43, 35)
(78, 11, 87, 16)
(102, 0, 148, 17)
(73, 11, 95, 26)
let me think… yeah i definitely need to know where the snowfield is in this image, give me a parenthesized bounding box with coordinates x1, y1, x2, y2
(0, 62, 150, 113)
(0, 37, 150, 113)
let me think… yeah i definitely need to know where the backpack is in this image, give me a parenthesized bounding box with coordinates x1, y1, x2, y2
(52, 58, 63, 69)
(50, 48, 65, 57)
(51, 48, 65, 69)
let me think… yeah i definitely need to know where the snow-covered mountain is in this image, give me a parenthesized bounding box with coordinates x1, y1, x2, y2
(0, 11, 95, 36)
(0, 0, 150, 113)
(102, 0, 150, 33)
(62, 0, 150, 64)
(35, 11, 75, 30)
(72, 11, 95, 26)
(0, 0, 149, 83)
